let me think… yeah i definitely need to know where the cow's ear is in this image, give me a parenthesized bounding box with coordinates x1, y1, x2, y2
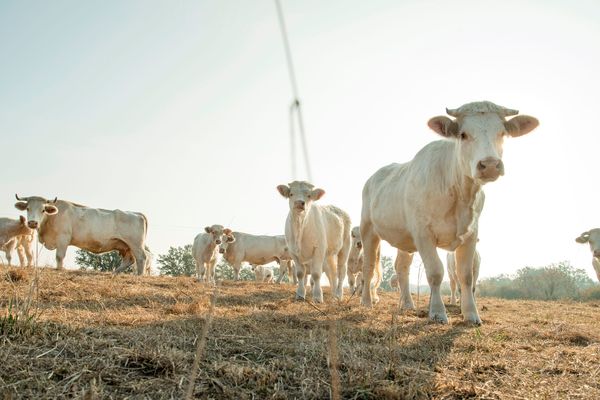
(19, 215, 26, 224)
(311, 188, 325, 200)
(15, 201, 27, 211)
(505, 115, 539, 137)
(204, 226, 212, 234)
(226, 235, 236, 243)
(223, 228, 232, 235)
(277, 184, 290, 198)
(576, 232, 590, 244)
(44, 205, 58, 215)
(428, 116, 459, 138)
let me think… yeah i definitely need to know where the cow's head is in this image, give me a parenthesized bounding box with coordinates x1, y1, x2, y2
(351, 226, 362, 250)
(14, 195, 58, 229)
(427, 101, 539, 184)
(277, 181, 325, 215)
(218, 229, 236, 254)
(576, 229, 600, 259)
(204, 224, 227, 247)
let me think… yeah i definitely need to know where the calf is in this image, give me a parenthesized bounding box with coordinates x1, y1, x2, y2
(192, 225, 226, 283)
(2, 233, 34, 267)
(251, 264, 274, 283)
(575, 229, 600, 282)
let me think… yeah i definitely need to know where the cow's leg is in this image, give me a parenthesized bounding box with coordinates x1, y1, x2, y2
(360, 222, 381, 308)
(455, 239, 480, 324)
(16, 245, 27, 268)
(23, 241, 33, 267)
(371, 248, 382, 304)
(130, 247, 147, 275)
(194, 256, 205, 282)
(5, 250, 12, 267)
(294, 256, 307, 300)
(414, 235, 447, 323)
(55, 243, 68, 270)
(449, 272, 458, 305)
(276, 262, 286, 284)
(472, 253, 480, 296)
(115, 251, 135, 274)
(395, 250, 415, 310)
(232, 261, 242, 281)
(310, 250, 326, 303)
(348, 273, 356, 294)
(593, 258, 600, 283)
(336, 242, 350, 301)
(325, 254, 340, 300)
(208, 258, 217, 284)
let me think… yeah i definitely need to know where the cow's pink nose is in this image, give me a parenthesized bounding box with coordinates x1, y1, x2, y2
(477, 158, 504, 180)
(294, 200, 305, 209)
(28, 221, 38, 229)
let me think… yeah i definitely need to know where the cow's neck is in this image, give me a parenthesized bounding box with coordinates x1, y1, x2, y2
(452, 175, 483, 244)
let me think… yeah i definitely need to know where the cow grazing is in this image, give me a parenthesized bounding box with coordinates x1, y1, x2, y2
(348, 226, 382, 299)
(14, 195, 149, 274)
(251, 264, 274, 283)
(0, 216, 33, 248)
(447, 250, 481, 305)
(360, 101, 538, 324)
(277, 181, 352, 302)
(276, 259, 297, 284)
(218, 232, 290, 281)
(575, 229, 600, 282)
(192, 225, 226, 283)
(2, 233, 34, 267)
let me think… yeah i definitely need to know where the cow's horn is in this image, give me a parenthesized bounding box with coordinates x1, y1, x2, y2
(445, 107, 459, 117)
(15, 194, 28, 201)
(51, 197, 58, 203)
(499, 107, 519, 117)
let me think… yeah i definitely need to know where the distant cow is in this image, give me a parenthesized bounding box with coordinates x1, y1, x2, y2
(251, 264, 274, 283)
(360, 101, 538, 324)
(219, 232, 290, 281)
(447, 250, 481, 305)
(348, 226, 382, 298)
(277, 181, 352, 302)
(575, 229, 600, 282)
(276, 259, 297, 284)
(2, 233, 34, 267)
(14, 196, 149, 274)
(192, 225, 226, 283)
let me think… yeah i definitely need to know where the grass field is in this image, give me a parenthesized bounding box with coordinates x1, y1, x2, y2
(1, 267, 599, 399)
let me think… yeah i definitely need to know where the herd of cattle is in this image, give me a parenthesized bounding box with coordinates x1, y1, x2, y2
(2, 101, 600, 325)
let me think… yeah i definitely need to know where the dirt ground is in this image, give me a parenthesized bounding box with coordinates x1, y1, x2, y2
(1, 266, 599, 399)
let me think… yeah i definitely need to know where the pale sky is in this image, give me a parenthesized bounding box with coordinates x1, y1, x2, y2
(2, 0, 600, 282)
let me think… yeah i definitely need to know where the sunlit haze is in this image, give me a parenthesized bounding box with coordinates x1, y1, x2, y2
(2, 1, 600, 283)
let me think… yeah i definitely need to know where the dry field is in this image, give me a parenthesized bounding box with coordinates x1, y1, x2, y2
(1, 267, 599, 399)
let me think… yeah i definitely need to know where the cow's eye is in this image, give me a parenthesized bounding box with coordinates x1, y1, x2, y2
(460, 132, 469, 140)
(290, 194, 293, 197)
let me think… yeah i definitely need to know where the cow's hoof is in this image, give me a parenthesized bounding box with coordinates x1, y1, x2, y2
(429, 312, 449, 324)
(400, 302, 415, 311)
(463, 313, 482, 325)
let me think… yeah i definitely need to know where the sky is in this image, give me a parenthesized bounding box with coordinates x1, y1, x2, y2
(1, 0, 600, 283)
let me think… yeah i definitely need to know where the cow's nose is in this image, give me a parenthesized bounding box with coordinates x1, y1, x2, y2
(594, 250, 600, 258)
(28, 221, 38, 229)
(219, 248, 225, 254)
(357, 242, 362, 249)
(216, 240, 221, 245)
(477, 158, 504, 180)
(294, 200, 305, 209)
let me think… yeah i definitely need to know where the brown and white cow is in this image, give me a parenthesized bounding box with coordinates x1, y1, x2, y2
(14, 195, 148, 274)
(2, 233, 34, 267)
(575, 229, 600, 282)
(192, 225, 227, 283)
(277, 181, 352, 302)
(360, 101, 538, 324)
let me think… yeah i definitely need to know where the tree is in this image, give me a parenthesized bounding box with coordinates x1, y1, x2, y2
(378, 256, 395, 291)
(157, 245, 195, 277)
(214, 259, 255, 281)
(75, 249, 122, 272)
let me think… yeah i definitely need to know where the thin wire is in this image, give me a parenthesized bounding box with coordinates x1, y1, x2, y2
(275, 0, 312, 182)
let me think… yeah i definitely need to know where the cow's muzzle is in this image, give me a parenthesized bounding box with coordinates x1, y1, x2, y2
(594, 250, 600, 259)
(356, 242, 362, 249)
(476, 158, 504, 182)
(27, 221, 38, 229)
(219, 248, 225, 254)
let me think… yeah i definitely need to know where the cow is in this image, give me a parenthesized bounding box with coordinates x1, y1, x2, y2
(0, 216, 32, 247)
(192, 225, 226, 283)
(348, 226, 382, 299)
(575, 229, 600, 282)
(277, 181, 352, 302)
(360, 101, 539, 324)
(2, 233, 34, 267)
(389, 273, 399, 292)
(276, 259, 297, 284)
(218, 231, 290, 281)
(14, 195, 149, 274)
(447, 250, 481, 305)
(251, 264, 274, 283)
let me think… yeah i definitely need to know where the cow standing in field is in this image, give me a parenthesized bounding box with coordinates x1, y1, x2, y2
(348, 226, 382, 298)
(192, 225, 226, 283)
(447, 250, 481, 305)
(575, 229, 600, 282)
(14, 196, 149, 274)
(251, 264, 274, 283)
(277, 181, 352, 302)
(360, 101, 539, 324)
(218, 231, 290, 281)
(276, 259, 297, 284)
(2, 233, 34, 267)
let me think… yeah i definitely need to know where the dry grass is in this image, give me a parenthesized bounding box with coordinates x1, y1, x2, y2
(0, 266, 599, 399)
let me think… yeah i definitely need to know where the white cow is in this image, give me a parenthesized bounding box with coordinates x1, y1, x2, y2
(14, 195, 149, 274)
(251, 264, 274, 283)
(0, 216, 34, 266)
(192, 225, 226, 283)
(277, 181, 352, 302)
(575, 229, 600, 282)
(348, 226, 382, 298)
(447, 250, 481, 305)
(2, 233, 34, 267)
(360, 101, 538, 324)
(219, 232, 290, 281)
(276, 259, 297, 284)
